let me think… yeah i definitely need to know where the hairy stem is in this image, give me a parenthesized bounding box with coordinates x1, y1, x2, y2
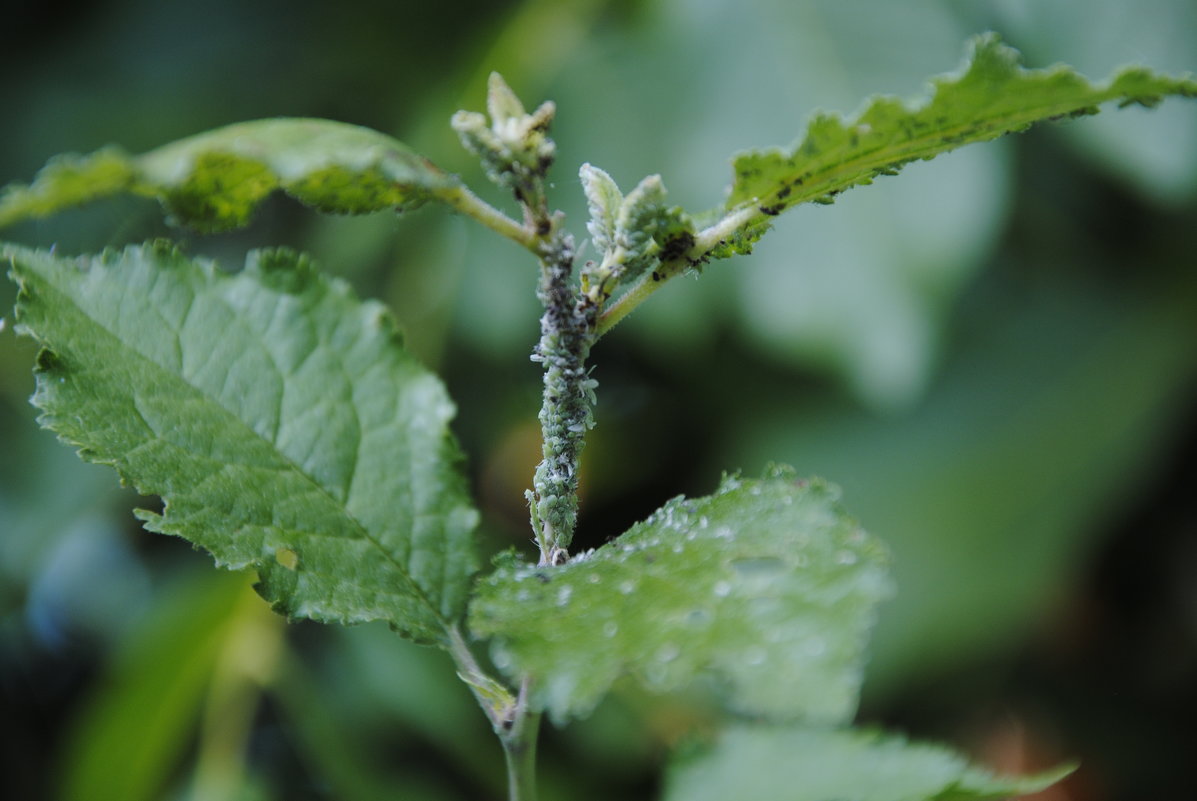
(433, 183, 541, 252)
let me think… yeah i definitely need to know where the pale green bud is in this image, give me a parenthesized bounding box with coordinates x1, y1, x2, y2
(579, 163, 621, 254)
(454, 74, 557, 194)
(487, 72, 527, 128)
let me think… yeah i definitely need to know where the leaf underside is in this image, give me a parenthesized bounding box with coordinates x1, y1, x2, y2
(664, 725, 1075, 801)
(469, 469, 892, 724)
(717, 32, 1197, 256)
(0, 118, 457, 233)
(5, 241, 479, 644)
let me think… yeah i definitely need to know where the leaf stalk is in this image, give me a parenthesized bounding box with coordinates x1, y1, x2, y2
(433, 183, 541, 252)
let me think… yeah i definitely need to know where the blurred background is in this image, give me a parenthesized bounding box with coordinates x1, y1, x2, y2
(2, 0, 1195, 799)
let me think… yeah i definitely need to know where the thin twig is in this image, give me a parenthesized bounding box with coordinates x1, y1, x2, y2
(433, 183, 541, 252)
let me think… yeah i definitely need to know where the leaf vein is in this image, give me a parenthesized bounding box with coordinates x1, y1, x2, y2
(32, 251, 451, 633)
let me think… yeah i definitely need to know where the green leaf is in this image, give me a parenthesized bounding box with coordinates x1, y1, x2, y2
(719, 32, 1197, 255)
(990, 1, 1197, 198)
(0, 118, 458, 233)
(580, 163, 621, 255)
(579, 164, 697, 313)
(469, 469, 891, 724)
(729, 257, 1197, 692)
(664, 725, 1074, 801)
(612, 174, 693, 286)
(5, 241, 479, 644)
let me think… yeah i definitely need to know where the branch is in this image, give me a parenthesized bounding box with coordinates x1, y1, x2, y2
(432, 184, 540, 252)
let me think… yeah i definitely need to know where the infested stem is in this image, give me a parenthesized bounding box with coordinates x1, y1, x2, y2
(529, 228, 595, 562)
(448, 71, 599, 562)
(449, 72, 597, 801)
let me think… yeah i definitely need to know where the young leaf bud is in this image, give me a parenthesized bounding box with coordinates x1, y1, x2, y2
(487, 72, 527, 131)
(579, 163, 622, 254)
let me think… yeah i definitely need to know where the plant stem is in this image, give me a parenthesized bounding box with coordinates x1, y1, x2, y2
(446, 81, 592, 799)
(447, 625, 541, 801)
(592, 258, 671, 336)
(530, 226, 594, 562)
(446, 624, 518, 731)
(433, 183, 541, 252)
(500, 678, 541, 801)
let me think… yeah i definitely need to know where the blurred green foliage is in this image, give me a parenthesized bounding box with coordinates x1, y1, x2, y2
(2, 0, 1195, 799)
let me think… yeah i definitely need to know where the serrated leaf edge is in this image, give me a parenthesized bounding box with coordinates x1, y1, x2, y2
(6, 241, 470, 643)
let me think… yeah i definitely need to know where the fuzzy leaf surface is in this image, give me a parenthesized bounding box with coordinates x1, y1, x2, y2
(0, 119, 457, 232)
(469, 471, 891, 724)
(664, 725, 1074, 801)
(5, 241, 479, 644)
(719, 33, 1197, 255)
